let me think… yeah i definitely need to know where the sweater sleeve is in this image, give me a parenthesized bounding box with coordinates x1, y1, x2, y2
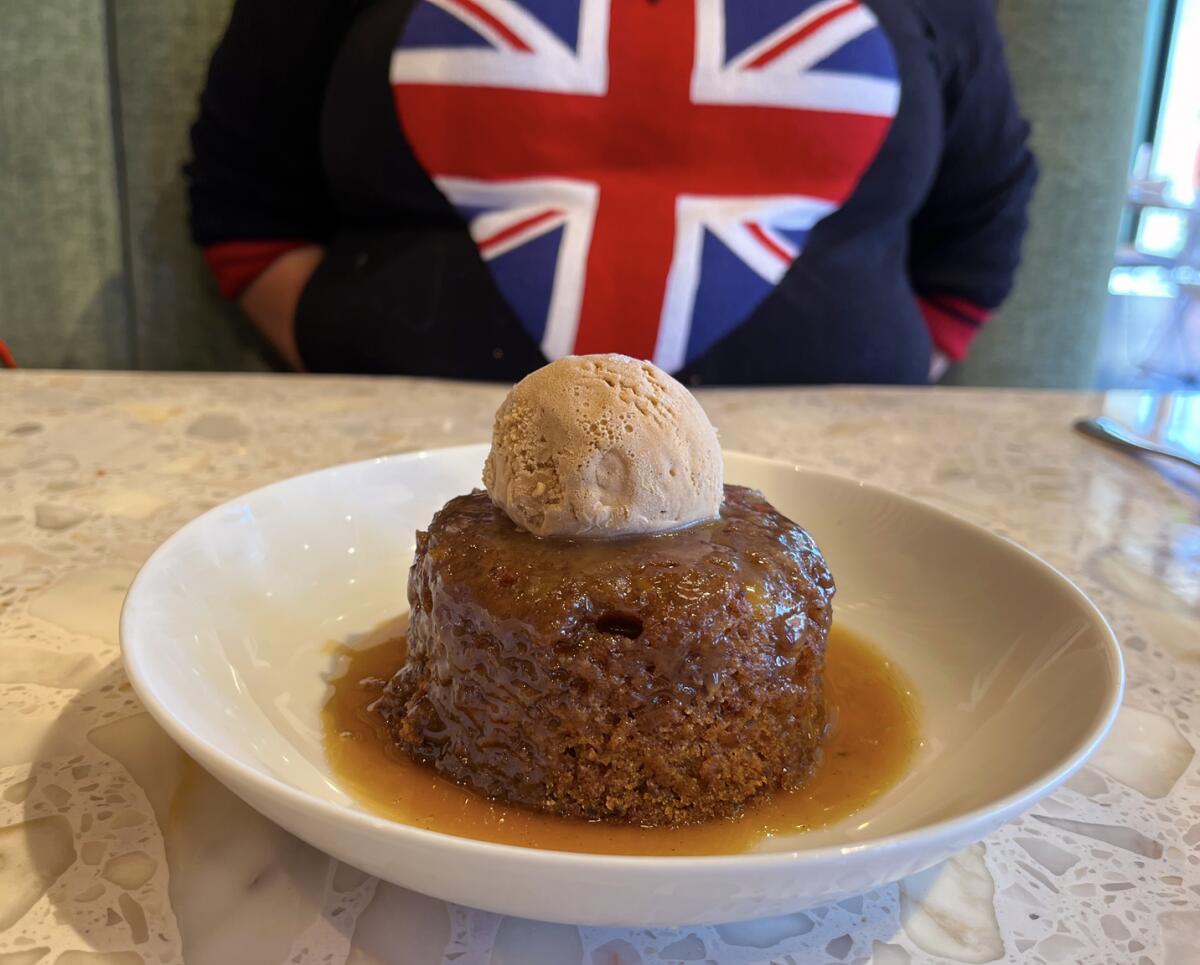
(909, 0, 1038, 360)
(185, 0, 361, 298)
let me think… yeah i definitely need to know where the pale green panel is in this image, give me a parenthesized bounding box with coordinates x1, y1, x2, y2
(0, 0, 131, 369)
(950, 0, 1149, 388)
(114, 0, 273, 371)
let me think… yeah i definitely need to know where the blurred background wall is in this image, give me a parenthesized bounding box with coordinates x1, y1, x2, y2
(3, 0, 1197, 387)
(0, 0, 267, 373)
(946, 0, 1150, 388)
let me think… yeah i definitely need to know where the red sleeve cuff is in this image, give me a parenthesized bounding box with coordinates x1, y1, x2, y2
(917, 294, 991, 361)
(203, 240, 313, 300)
(0, 338, 16, 369)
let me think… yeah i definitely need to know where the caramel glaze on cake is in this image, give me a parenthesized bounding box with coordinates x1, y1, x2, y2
(374, 484, 835, 826)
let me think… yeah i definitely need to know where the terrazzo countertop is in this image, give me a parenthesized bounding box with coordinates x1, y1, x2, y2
(0, 371, 1197, 965)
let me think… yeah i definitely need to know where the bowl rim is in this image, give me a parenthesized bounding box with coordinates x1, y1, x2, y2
(120, 444, 1125, 871)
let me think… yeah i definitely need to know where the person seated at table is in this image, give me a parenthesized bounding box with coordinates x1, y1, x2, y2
(186, 0, 1036, 385)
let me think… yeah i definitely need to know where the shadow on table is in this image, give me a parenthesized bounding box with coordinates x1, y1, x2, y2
(24, 656, 359, 962)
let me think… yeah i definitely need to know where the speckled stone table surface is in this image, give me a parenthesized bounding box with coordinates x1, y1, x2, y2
(0, 371, 1197, 965)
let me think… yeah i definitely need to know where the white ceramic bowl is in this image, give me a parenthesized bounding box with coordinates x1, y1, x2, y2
(121, 446, 1123, 927)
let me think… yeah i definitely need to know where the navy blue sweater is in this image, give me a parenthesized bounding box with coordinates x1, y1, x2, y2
(188, 0, 1036, 384)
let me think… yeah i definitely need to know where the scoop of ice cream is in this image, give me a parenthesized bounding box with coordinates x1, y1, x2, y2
(483, 355, 722, 538)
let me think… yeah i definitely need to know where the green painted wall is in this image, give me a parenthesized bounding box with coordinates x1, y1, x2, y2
(112, 0, 270, 371)
(947, 0, 1150, 388)
(0, 0, 131, 368)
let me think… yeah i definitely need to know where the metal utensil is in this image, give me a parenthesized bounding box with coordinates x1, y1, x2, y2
(1074, 416, 1200, 470)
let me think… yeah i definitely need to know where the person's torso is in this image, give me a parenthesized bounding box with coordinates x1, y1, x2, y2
(301, 0, 950, 383)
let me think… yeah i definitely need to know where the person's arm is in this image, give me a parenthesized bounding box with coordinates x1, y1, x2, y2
(237, 245, 326, 370)
(186, 0, 359, 367)
(909, 0, 1038, 371)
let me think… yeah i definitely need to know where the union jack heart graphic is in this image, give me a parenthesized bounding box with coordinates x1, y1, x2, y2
(392, 0, 900, 372)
